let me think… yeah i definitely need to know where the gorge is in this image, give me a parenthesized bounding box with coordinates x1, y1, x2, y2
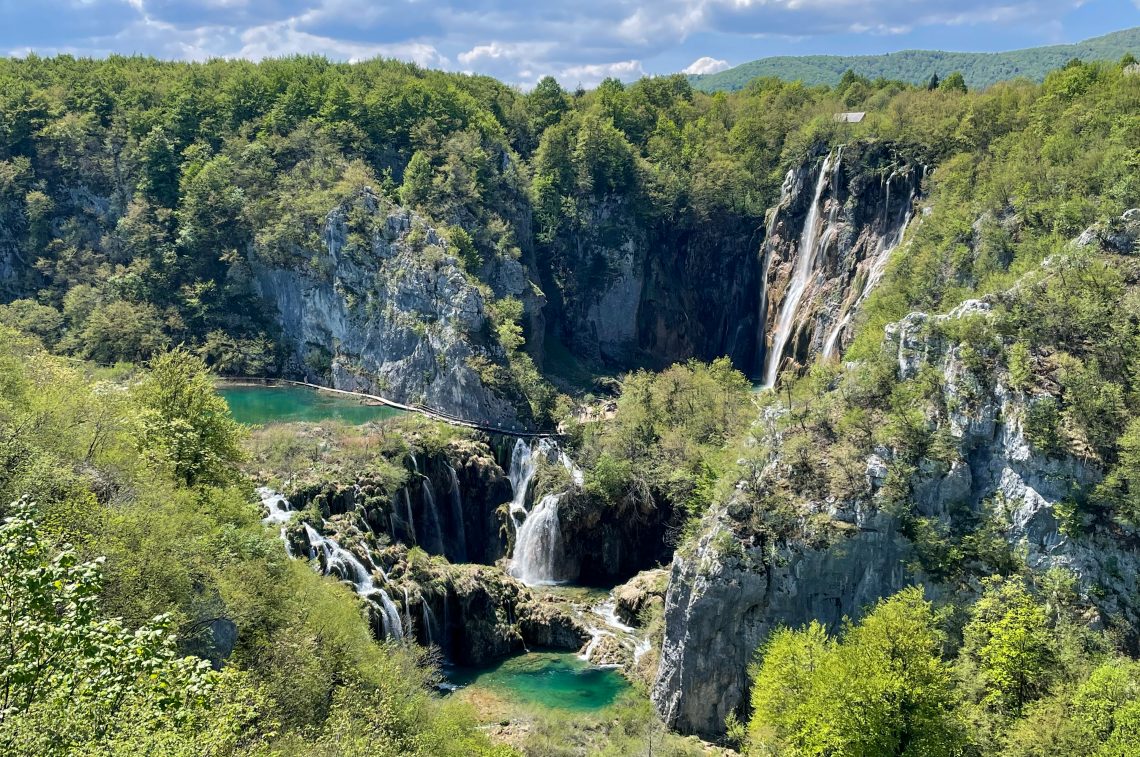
(3, 50, 1140, 756)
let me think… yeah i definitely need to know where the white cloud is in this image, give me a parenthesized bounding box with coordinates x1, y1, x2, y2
(237, 20, 447, 65)
(683, 56, 730, 75)
(557, 59, 645, 88)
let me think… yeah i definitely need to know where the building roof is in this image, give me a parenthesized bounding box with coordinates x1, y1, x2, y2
(835, 111, 866, 123)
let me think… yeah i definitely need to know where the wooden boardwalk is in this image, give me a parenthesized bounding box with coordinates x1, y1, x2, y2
(219, 376, 558, 439)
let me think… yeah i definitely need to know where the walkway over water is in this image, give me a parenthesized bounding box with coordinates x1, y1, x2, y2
(219, 377, 559, 438)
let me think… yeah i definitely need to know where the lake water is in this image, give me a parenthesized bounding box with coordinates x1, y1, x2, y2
(448, 652, 629, 712)
(218, 384, 404, 425)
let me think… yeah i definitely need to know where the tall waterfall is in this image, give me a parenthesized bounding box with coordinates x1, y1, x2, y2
(821, 174, 916, 360)
(763, 148, 839, 388)
(510, 493, 567, 585)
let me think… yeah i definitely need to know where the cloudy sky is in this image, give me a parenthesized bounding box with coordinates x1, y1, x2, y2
(2, 0, 1138, 87)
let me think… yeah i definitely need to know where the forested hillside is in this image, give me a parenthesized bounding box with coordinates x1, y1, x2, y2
(1, 46, 1140, 756)
(690, 25, 1140, 91)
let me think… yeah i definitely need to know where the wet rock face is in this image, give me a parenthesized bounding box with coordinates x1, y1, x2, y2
(253, 188, 533, 430)
(538, 197, 764, 371)
(758, 142, 924, 379)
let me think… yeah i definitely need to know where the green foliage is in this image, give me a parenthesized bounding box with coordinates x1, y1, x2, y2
(0, 503, 265, 755)
(134, 349, 246, 488)
(746, 587, 966, 756)
(961, 577, 1055, 716)
(690, 27, 1140, 91)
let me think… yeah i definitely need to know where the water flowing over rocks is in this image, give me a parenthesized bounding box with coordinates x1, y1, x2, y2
(757, 142, 923, 383)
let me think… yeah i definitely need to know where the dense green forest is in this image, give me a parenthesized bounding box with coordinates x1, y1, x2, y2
(690, 25, 1140, 91)
(1, 43, 1140, 756)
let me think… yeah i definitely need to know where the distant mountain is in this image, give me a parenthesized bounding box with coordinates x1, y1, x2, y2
(689, 27, 1140, 92)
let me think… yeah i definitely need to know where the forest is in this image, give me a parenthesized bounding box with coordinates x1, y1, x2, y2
(1, 43, 1140, 756)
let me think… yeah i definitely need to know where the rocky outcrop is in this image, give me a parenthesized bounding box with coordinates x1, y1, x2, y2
(252, 188, 533, 430)
(288, 436, 514, 566)
(758, 142, 923, 383)
(652, 510, 913, 738)
(652, 283, 1140, 739)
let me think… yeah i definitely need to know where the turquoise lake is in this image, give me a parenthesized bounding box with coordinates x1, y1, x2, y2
(448, 652, 630, 712)
(218, 384, 404, 425)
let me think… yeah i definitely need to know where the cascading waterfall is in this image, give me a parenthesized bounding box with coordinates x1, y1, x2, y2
(763, 148, 839, 388)
(445, 463, 469, 562)
(510, 493, 567, 585)
(505, 438, 580, 586)
(820, 173, 917, 360)
(258, 487, 294, 557)
(258, 487, 403, 640)
(303, 523, 374, 593)
(507, 437, 539, 528)
(375, 589, 405, 641)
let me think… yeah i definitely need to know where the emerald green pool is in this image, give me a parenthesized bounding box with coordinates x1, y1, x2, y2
(448, 652, 629, 712)
(218, 384, 404, 426)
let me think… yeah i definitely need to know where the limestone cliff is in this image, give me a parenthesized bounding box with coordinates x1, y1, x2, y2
(652, 280, 1140, 739)
(252, 188, 533, 430)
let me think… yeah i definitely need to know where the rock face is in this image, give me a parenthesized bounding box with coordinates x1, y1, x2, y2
(289, 437, 513, 566)
(652, 511, 913, 738)
(539, 198, 763, 369)
(252, 188, 533, 430)
(652, 289, 1140, 739)
(758, 142, 923, 382)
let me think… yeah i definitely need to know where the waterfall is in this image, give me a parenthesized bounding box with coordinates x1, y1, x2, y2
(509, 493, 567, 585)
(421, 601, 440, 647)
(303, 523, 376, 594)
(375, 587, 404, 641)
(763, 148, 839, 388)
(507, 438, 539, 526)
(403, 488, 416, 544)
(258, 488, 403, 641)
(820, 175, 917, 360)
(754, 168, 798, 377)
(445, 463, 469, 562)
(420, 477, 446, 555)
(258, 487, 294, 557)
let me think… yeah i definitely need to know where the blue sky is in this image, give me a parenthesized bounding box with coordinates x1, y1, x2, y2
(2, 0, 1138, 87)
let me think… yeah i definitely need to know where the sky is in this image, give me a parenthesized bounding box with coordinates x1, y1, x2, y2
(2, 0, 1139, 88)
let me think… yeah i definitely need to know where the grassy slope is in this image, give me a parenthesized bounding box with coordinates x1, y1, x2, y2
(690, 26, 1140, 91)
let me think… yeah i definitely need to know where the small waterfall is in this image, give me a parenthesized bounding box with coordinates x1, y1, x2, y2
(421, 601, 440, 647)
(420, 477, 446, 555)
(445, 463, 469, 562)
(403, 488, 416, 544)
(258, 488, 403, 641)
(763, 148, 839, 388)
(303, 523, 376, 594)
(509, 493, 567, 585)
(258, 487, 294, 557)
(375, 587, 404, 641)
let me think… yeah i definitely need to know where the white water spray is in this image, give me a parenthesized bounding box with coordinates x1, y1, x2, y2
(763, 148, 839, 388)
